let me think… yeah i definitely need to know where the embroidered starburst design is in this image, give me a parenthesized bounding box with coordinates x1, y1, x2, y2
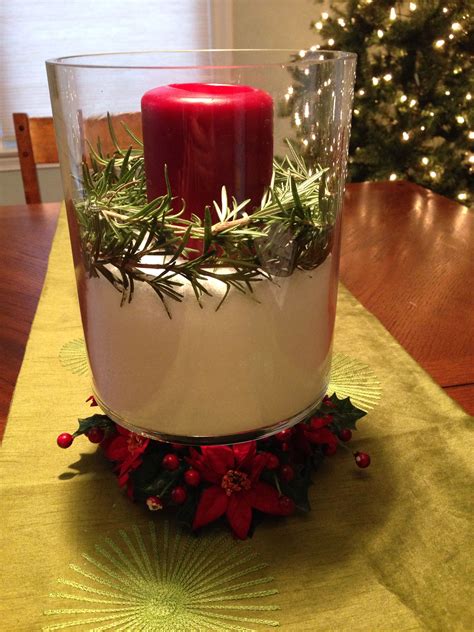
(43, 522, 280, 631)
(329, 353, 382, 411)
(59, 338, 89, 376)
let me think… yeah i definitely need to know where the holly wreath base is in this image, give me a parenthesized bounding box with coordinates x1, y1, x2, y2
(57, 394, 370, 540)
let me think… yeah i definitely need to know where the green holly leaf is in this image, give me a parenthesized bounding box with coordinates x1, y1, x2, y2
(324, 394, 366, 432)
(280, 458, 313, 512)
(176, 488, 200, 530)
(133, 460, 185, 502)
(311, 447, 325, 471)
(75, 414, 113, 437)
(130, 452, 162, 497)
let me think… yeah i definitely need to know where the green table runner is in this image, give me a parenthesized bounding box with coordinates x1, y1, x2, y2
(0, 209, 472, 631)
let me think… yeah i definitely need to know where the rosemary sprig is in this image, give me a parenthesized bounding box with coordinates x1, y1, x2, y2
(74, 124, 337, 316)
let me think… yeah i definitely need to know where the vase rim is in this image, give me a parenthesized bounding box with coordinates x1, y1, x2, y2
(45, 49, 357, 70)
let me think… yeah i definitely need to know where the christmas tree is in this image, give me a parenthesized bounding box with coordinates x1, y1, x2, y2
(283, 1, 473, 206)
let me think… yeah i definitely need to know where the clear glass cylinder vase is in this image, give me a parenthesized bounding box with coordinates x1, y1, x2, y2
(46, 49, 356, 444)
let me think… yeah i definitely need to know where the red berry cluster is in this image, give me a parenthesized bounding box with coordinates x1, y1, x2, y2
(56, 426, 105, 449)
(144, 451, 204, 511)
(262, 431, 296, 492)
(265, 411, 371, 473)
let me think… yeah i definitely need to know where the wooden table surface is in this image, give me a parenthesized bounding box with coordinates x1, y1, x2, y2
(0, 182, 472, 439)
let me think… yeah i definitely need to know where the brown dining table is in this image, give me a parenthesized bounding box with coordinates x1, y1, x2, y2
(0, 181, 472, 441)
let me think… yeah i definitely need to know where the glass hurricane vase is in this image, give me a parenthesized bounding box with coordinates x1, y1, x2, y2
(46, 49, 356, 444)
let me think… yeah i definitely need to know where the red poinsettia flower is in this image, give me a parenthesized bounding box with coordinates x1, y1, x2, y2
(305, 416, 338, 448)
(293, 417, 338, 456)
(188, 441, 291, 539)
(101, 425, 149, 488)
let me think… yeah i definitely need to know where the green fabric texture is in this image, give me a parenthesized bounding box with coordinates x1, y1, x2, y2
(0, 209, 472, 631)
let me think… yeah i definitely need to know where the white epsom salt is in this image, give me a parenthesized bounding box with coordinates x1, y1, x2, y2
(84, 256, 334, 438)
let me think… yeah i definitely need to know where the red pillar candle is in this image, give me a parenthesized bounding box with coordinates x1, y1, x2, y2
(141, 83, 273, 221)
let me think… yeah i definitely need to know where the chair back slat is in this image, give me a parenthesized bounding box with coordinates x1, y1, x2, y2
(13, 111, 143, 204)
(13, 113, 46, 204)
(82, 112, 142, 159)
(28, 117, 59, 164)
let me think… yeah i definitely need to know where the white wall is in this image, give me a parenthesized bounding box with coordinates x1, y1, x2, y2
(0, 165, 62, 205)
(232, 0, 322, 50)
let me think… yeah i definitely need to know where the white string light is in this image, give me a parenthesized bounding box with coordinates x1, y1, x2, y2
(303, 2, 469, 202)
(299, 50, 306, 58)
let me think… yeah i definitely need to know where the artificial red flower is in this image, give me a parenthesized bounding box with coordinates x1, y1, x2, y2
(292, 423, 313, 457)
(101, 424, 149, 487)
(86, 395, 98, 407)
(305, 425, 338, 448)
(188, 441, 291, 539)
(293, 417, 338, 456)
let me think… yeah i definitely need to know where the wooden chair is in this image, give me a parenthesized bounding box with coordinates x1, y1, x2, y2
(13, 113, 58, 204)
(13, 112, 143, 204)
(82, 112, 142, 159)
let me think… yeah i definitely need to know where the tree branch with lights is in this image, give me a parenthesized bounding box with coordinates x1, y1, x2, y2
(282, 0, 473, 206)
